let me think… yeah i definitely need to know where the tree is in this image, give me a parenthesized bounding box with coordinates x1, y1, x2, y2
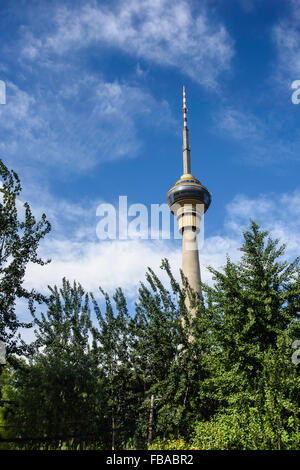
(125, 260, 213, 441)
(150, 221, 300, 450)
(91, 287, 136, 449)
(0, 364, 17, 449)
(9, 279, 104, 449)
(89, 259, 213, 448)
(202, 220, 300, 409)
(0, 159, 51, 362)
(3, 218, 299, 450)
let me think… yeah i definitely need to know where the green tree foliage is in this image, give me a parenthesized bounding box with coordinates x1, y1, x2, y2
(0, 365, 17, 449)
(89, 261, 212, 448)
(150, 405, 300, 450)
(130, 261, 213, 440)
(1, 219, 299, 450)
(151, 221, 300, 450)
(203, 221, 300, 408)
(91, 286, 135, 449)
(0, 159, 51, 361)
(6, 279, 104, 449)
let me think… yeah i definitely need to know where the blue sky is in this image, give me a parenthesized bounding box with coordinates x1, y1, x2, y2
(1, 0, 300, 308)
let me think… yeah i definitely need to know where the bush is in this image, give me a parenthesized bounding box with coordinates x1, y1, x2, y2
(149, 407, 300, 450)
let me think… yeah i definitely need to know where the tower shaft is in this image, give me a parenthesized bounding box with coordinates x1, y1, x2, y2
(182, 228, 201, 295)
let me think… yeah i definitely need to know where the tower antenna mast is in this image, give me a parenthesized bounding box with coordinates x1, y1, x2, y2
(182, 86, 191, 174)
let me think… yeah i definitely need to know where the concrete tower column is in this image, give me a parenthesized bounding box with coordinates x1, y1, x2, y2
(182, 228, 201, 295)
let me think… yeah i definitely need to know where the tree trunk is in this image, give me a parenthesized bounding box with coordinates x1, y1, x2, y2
(147, 395, 155, 446)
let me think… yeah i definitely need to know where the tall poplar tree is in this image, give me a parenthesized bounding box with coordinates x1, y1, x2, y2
(9, 279, 103, 449)
(128, 259, 213, 441)
(0, 159, 51, 362)
(91, 287, 134, 449)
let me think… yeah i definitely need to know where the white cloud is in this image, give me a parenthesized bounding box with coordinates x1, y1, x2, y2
(214, 104, 300, 164)
(272, 0, 300, 80)
(0, 78, 174, 172)
(0, 82, 44, 137)
(15, 188, 300, 347)
(24, 233, 242, 299)
(216, 107, 261, 141)
(225, 190, 300, 258)
(21, 0, 234, 87)
(25, 238, 181, 297)
(22, 189, 300, 301)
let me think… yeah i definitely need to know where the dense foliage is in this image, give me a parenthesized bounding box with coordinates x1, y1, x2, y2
(0, 161, 299, 450)
(0, 159, 51, 360)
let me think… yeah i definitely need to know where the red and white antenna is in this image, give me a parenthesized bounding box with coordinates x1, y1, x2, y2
(182, 86, 191, 174)
(183, 86, 187, 128)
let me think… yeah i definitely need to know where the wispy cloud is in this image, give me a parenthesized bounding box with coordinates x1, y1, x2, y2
(272, 0, 300, 81)
(20, 0, 234, 87)
(226, 190, 300, 258)
(22, 187, 300, 298)
(216, 107, 261, 141)
(214, 105, 300, 165)
(0, 77, 174, 173)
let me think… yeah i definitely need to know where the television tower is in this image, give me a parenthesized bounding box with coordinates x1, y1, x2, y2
(167, 87, 212, 307)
